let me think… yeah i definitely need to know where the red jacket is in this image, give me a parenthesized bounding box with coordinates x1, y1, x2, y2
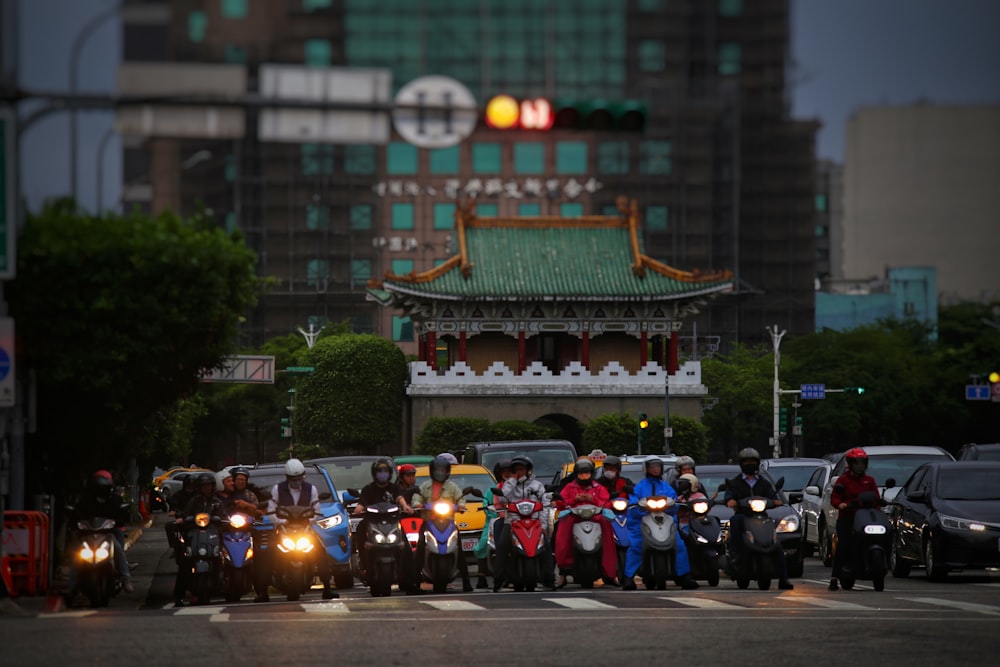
(598, 476, 631, 499)
(830, 472, 879, 519)
(556, 480, 611, 510)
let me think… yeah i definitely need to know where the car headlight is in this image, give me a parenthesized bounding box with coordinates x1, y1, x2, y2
(776, 514, 799, 533)
(939, 514, 987, 532)
(316, 514, 344, 530)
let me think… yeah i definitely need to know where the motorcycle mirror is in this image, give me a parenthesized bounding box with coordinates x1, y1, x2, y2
(884, 477, 896, 489)
(345, 488, 361, 498)
(465, 487, 483, 498)
(623, 483, 635, 495)
(401, 486, 420, 500)
(717, 483, 727, 493)
(774, 476, 785, 492)
(318, 491, 333, 501)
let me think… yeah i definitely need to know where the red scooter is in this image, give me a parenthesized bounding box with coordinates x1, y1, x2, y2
(506, 500, 547, 592)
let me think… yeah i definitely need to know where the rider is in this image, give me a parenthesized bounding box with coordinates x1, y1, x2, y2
(675, 473, 708, 532)
(473, 458, 513, 589)
(223, 466, 260, 517)
(172, 472, 226, 606)
(668, 456, 696, 489)
(353, 457, 418, 595)
(828, 448, 878, 591)
(413, 455, 474, 593)
(724, 448, 795, 591)
(596, 455, 634, 499)
(554, 458, 617, 587)
(623, 457, 700, 591)
(67, 470, 133, 598)
(492, 455, 556, 592)
(396, 464, 418, 493)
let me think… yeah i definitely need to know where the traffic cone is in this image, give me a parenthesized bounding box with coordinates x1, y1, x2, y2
(42, 591, 65, 614)
(138, 492, 149, 521)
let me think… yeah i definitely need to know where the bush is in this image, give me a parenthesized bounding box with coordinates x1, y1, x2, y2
(485, 420, 559, 441)
(415, 417, 490, 455)
(581, 414, 637, 456)
(581, 413, 709, 461)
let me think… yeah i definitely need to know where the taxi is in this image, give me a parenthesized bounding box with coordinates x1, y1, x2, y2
(153, 466, 209, 488)
(413, 463, 496, 557)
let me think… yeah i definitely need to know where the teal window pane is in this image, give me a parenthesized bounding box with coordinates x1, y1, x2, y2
(472, 143, 502, 174)
(224, 154, 236, 182)
(350, 259, 371, 287)
(221, 0, 248, 19)
(306, 204, 330, 230)
(223, 44, 246, 64)
(597, 141, 629, 174)
(640, 140, 672, 175)
(224, 211, 237, 233)
(638, 40, 665, 72)
(350, 204, 372, 230)
(719, 43, 742, 76)
(433, 258, 448, 267)
(393, 316, 414, 342)
(815, 225, 828, 237)
(303, 0, 333, 10)
(345, 145, 376, 175)
(392, 259, 414, 276)
(306, 259, 329, 287)
(561, 202, 584, 217)
(646, 205, 668, 232)
(556, 142, 587, 174)
(301, 143, 334, 175)
(305, 39, 332, 67)
(433, 203, 456, 230)
(637, 0, 663, 10)
(514, 143, 545, 174)
(429, 146, 459, 174)
(188, 11, 207, 42)
(719, 0, 743, 17)
(815, 194, 827, 212)
(477, 203, 498, 217)
(387, 142, 418, 175)
(518, 203, 541, 216)
(391, 203, 414, 230)
(602, 205, 620, 215)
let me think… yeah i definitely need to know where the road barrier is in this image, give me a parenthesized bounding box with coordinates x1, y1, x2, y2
(2, 511, 51, 595)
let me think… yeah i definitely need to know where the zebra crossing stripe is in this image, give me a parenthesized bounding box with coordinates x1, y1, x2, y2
(660, 597, 744, 609)
(173, 606, 226, 615)
(543, 597, 616, 610)
(209, 613, 230, 622)
(38, 610, 98, 619)
(901, 597, 1000, 616)
(788, 596, 872, 610)
(420, 600, 487, 611)
(303, 601, 349, 613)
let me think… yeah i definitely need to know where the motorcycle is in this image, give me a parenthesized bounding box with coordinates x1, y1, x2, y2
(221, 512, 255, 602)
(362, 501, 406, 597)
(178, 512, 224, 605)
(71, 514, 124, 607)
(273, 505, 319, 602)
(418, 498, 464, 593)
(727, 496, 781, 590)
(564, 503, 604, 589)
(636, 495, 678, 590)
(609, 497, 631, 586)
(837, 485, 894, 592)
(680, 498, 724, 587)
(505, 499, 548, 592)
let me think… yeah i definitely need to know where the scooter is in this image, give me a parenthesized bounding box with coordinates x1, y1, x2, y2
(837, 482, 894, 592)
(179, 512, 224, 605)
(636, 495, 678, 590)
(506, 499, 547, 592)
(71, 514, 124, 607)
(221, 512, 254, 602)
(565, 503, 604, 589)
(419, 499, 464, 593)
(727, 496, 781, 590)
(362, 501, 406, 597)
(609, 497, 631, 585)
(680, 498, 724, 587)
(273, 505, 319, 602)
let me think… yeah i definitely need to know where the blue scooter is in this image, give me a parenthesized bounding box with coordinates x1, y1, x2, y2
(609, 497, 631, 585)
(221, 512, 254, 601)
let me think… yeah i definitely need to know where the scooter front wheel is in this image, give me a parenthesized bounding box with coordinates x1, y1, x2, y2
(869, 549, 886, 592)
(431, 556, 452, 594)
(706, 556, 720, 587)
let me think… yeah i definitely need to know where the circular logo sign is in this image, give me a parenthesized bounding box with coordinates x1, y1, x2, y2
(392, 76, 478, 148)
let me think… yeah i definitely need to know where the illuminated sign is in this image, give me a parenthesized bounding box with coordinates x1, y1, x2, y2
(485, 95, 554, 131)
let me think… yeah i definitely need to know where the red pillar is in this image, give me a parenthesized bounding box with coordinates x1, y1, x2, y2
(668, 331, 679, 374)
(427, 331, 437, 371)
(639, 331, 648, 367)
(458, 331, 467, 362)
(517, 331, 526, 373)
(581, 331, 590, 370)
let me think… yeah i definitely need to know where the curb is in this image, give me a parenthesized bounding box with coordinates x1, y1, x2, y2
(124, 516, 155, 551)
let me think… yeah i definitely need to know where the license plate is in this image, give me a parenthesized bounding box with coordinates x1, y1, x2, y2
(462, 538, 477, 552)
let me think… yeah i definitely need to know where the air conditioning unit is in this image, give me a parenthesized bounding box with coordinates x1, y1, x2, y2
(388, 237, 403, 251)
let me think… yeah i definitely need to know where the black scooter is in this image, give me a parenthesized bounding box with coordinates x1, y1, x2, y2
(178, 512, 224, 605)
(726, 496, 781, 590)
(361, 501, 406, 597)
(680, 498, 724, 587)
(837, 479, 895, 592)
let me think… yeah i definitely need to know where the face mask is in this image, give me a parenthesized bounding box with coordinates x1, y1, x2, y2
(850, 462, 867, 475)
(577, 473, 592, 483)
(288, 478, 303, 490)
(375, 471, 390, 484)
(741, 463, 759, 476)
(603, 470, 618, 481)
(432, 470, 448, 482)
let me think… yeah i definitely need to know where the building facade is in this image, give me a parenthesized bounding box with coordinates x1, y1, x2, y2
(121, 0, 817, 351)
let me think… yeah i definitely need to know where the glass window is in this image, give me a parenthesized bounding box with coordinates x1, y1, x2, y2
(597, 141, 629, 174)
(514, 143, 545, 174)
(221, 0, 248, 19)
(477, 203, 498, 217)
(640, 140, 672, 175)
(518, 203, 541, 216)
(718, 0, 744, 17)
(345, 145, 376, 175)
(719, 43, 742, 76)
(303, 0, 333, 10)
(816, 194, 827, 212)
(391, 203, 414, 230)
(350, 204, 372, 230)
(638, 0, 663, 9)
(434, 203, 456, 230)
(429, 146, 459, 174)
(646, 205, 668, 232)
(350, 259, 371, 287)
(188, 11, 207, 42)
(305, 39, 332, 67)
(472, 143, 502, 173)
(223, 44, 246, 64)
(815, 225, 828, 237)
(224, 154, 236, 182)
(301, 143, 334, 175)
(638, 40, 665, 72)
(224, 211, 237, 234)
(556, 142, 587, 174)
(560, 202, 584, 217)
(393, 316, 414, 342)
(306, 204, 330, 230)
(392, 259, 414, 276)
(387, 142, 418, 174)
(307, 259, 329, 287)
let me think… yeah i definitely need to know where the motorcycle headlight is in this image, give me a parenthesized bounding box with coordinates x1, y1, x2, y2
(229, 514, 248, 529)
(316, 514, 344, 530)
(433, 502, 451, 516)
(646, 498, 667, 511)
(281, 536, 296, 551)
(776, 514, 799, 533)
(939, 514, 987, 532)
(374, 533, 386, 544)
(611, 499, 628, 512)
(692, 501, 709, 515)
(195, 513, 211, 528)
(79, 546, 95, 562)
(696, 535, 709, 544)
(95, 540, 112, 563)
(748, 499, 768, 513)
(296, 537, 314, 552)
(387, 532, 399, 544)
(864, 525, 887, 535)
(516, 501, 536, 516)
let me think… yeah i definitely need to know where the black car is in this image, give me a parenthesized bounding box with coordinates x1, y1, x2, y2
(889, 461, 1000, 581)
(956, 443, 1000, 461)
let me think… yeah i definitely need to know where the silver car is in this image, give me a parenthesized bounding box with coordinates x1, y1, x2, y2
(799, 460, 835, 558)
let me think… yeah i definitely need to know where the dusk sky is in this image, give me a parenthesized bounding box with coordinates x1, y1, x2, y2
(14, 0, 1000, 213)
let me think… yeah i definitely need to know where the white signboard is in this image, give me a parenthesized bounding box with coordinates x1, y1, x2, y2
(392, 76, 478, 148)
(201, 355, 275, 384)
(372, 177, 604, 200)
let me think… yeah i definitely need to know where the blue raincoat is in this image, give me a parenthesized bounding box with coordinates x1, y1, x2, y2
(625, 476, 691, 578)
(473, 487, 500, 560)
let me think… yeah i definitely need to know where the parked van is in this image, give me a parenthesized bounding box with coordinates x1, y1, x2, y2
(461, 440, 578, 480)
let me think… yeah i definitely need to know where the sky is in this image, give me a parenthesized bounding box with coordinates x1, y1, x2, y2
(13, 0, 1000, 213)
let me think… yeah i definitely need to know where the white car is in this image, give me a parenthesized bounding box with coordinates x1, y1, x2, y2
(799, 461, 835, 558)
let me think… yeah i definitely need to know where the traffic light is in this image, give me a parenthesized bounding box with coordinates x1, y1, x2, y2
(280, 418, 292, 438)
(793, 416, 803, 436)
(637, 413, 649, 451)
(844, 386, 866, 395)
(551, 99, 647, 132)
(779, 407, 788, 435)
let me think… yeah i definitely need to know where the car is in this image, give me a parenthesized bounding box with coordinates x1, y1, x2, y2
(812, 445, 955, 566)
(956, 443, 1000, 461)
(247, 462, 353, 590)
(760, 457, 828, 509)
(413, 463, 496, 562)
(393, 455, 435, 468)
(308, 456, 395, 505)
(799, 460, 835, 557)
(461, 440, 578, 482)
(157, 467, 211, 499)
(697, 464, 805, 578)
(889, 461, 1000, 581)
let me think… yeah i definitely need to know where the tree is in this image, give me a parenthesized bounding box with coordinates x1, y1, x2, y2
(415, 417, 491, 455)
(9, 200, 260, 486)
(701, 344, 775, 461)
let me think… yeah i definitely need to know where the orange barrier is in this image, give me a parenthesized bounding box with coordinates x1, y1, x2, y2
(2, 511, 50, 596)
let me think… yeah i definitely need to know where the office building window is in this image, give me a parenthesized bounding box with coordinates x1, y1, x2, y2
(224, 154, 236, 182)
(815, 225, 828, 237)
(718, 0, 743, 17)
(472, 143, 502, 173)
(306, 204, 330, 230)
(350, 204, 372, 230)
(816, 194, 827, 212)
(434, 203, 456, 230)
(719, 43, 742, 76)
(638, 0, 663, 10)
(561, 202, 584, 217)
(387, 142, 418, 174)
(391, 203, 414, 230)
(303, 0, 333, 10)
(350, 259, 371, 287)
(639, 140, 672, 175)
(188, 11, 207, 42)
(602, 205, 620, 215)
(221, 0, 248, 19)
(223, 44, 245, 64)
(306, 259, 329, 288)
(305, 39, 332, 67)
(638, 40, 665, 72)
(393, 316, 414, 342)
(514, 143, 545, 174)
(392, 259, 414, 276)
(646, 205, 668, 232)
(597, 141, 629, 174)
(429, 146, 459, 174)
(477, 203, 498, 217)
(518, 203, 541, 216)
(301, 143, 334, 175)
(556, 142, 587, 174)
(344, 145, 376, 175)
(224, 211, 237, 233)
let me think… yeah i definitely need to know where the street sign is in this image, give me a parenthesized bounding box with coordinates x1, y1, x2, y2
(392, 75, 478, 148)
(800, 383, 826, 399)
(965, 385, 991, 401)
(0, 318, 14, 407)
(0, 106, 14, 279)
(201, 355, 275, 384)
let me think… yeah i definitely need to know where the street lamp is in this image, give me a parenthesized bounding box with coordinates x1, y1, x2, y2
(767, 323, 787, 459)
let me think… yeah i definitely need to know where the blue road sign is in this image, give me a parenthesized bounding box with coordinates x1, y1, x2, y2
(965, 385, 991, 400)
(801, 383, 826, 399)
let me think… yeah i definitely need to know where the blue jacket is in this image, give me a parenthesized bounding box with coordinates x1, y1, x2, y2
(628, 477, 679, 521)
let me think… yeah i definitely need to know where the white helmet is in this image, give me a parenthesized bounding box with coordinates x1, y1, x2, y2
(438, 452, 458, 465)
(215, 470, 229, 492)
(285, 458, 306, 478)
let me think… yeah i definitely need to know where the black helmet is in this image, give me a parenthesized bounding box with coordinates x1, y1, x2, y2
(644, 457, 664, 476)
(430, 455, 452, 482)
(196, 472, 216, 487)
(574, 458, 596, 476)
(603, 455, 622, 470)
(371, 458, 394, 480)
(737, 448, 761, 463)
(179, 473, 196, 489)
(492, 458, 513, 480)
(510, 455, 534, 473)
(230, 466, 250, 480)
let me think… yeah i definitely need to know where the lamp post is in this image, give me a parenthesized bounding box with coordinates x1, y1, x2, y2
(767, 323, 786, 459)
(95, 125, 114, 211)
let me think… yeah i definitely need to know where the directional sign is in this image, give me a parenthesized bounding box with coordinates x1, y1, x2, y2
(800, 383, 826, 399)
(392, 76, 477, 148)
(201, 355, 275, 384)
(965, 385, 991, 401)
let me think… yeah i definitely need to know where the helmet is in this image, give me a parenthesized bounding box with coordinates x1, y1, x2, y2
(845, 447, 868, 474)
(179, 473, 196, 489)
(492, 458, 513, 480)
(679, 473, 700, 492)
(215, 470, 229, 492)
(285, 458, 306, 478)
(437, 452, 459, 465)
(675, 456, 696, 473)
(574, 458, 596, 476)
(737, 448, 761, 463)
(371, 457, 394, 481)
(230, 466, 250, 480)
(510, 455, 534, 474)
(196, 472, 216, 487)
(603, 455, 622, 470)
(430, 455, 452, 482)
(93, 470, 113, 484)
(644, 457, 664, 476)
(397, 464, 417, 476)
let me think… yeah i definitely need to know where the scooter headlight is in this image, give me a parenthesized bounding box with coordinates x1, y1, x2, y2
(433, 502, 451, 516)
(864, 524, 887, 535)
(646, 498, 667, 511)
(229, 514, 248, 529)
(692, 501, 709, 515)
(296, 537, 314, 552)
(776, 514, 799, 533)
(374, 532, 385, 544)
(316, 514, 344, 530)
(281, 536, 296, 551)
(748, 499, 768, 513)
(611, 499, 628, 512)
(387, 532, 399, 544)
(195, 513, 211, 528)
(79, 546, 95, 562)
(94, 541, 112, 563)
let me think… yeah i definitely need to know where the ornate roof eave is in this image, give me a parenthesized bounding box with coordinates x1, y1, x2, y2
(371, 281, 734, 304)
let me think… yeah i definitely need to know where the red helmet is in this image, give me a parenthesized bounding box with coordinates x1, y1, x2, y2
(845, 448, 868, 462)
(398, 464, 416, 475)
(93, 470, 113, 483)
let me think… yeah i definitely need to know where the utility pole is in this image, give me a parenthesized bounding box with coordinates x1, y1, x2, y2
(767, 324, 786, 459)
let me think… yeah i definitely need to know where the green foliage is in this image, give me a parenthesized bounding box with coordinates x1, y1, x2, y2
(581, 413, 637, 456)
(701, 344, 775, 460)
(486, 420, 559, 441)
(278, 443, 327, 462)
(415, 417, 491, 455)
